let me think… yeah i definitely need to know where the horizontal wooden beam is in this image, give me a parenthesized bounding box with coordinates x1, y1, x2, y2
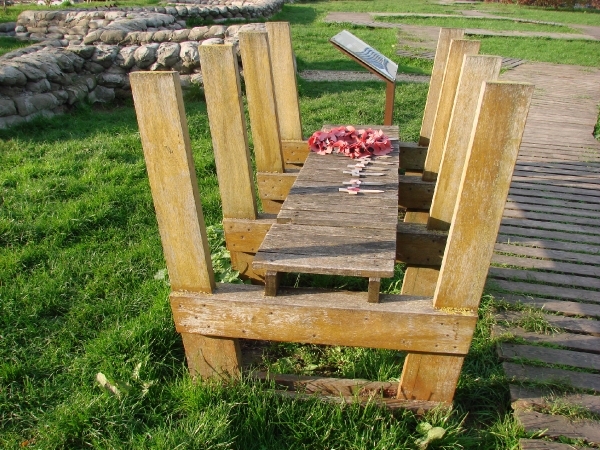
(223, 216, 275, 253)
(257, 172, 297, 201)
(281, 140, 309, 166)
(398, 176, 435, 210)
(171, 284, 477, 355)
(396, 222, 447, 265)
(399, 142, 428, 171)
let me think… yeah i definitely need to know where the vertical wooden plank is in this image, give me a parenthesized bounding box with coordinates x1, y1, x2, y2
(239, 31, 285, 173)
(130, 71, 215, 294)
(266, 22, 303, 141)
(434, 81, 533, 310)
(367, 278, 381, 303)
(200, 44, 258, 220)
(384, 81, 395, 126)
(422, 39, 481, 182)
(428, 55, 502, 231)
(130, 71, 241, 379)
(398, 354, 464, 403)
(419, 28, 464, 147)
(400, 266, 439, 296)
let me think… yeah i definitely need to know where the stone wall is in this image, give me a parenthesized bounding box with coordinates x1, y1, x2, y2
(0, 22, 265, 128)
(0, 0, 286, 128)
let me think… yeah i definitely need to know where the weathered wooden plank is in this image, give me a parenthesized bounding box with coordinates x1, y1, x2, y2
(511, 175, 600, 192)
(491, 254, 600, 278)
(401, 266, 440, 296)
(223, 216, 274, 254)
(504, 200, 600, 218)
(493, 326, 600, 355)
(497, 311, 600, 337)
(170, 285, 477, 354)
(282, 140, 309, 166)
(398, 354, 464, 404)
(498, 225, 600, 246)
(516, 410, 600, 444)
(266, 22, 303, 141)
(504, 362, 600, 393)
(230, 250, 265, 283)
(396, 222, 447, 265)
(510, 385, 600, 416)
(434, 81, 533, 310)
(494, 293, 600, 318)
(428, 55, 502, 230)
(399, 142, 427, 171)
(239, 31, 284, 174)
(508, 181, 600, 202)
(494, 243, 600, 266)
(398, 176, 435, 209)
(277, 209, 399, 230)
(502, 209, 600, 228)
(130, 71, 240, 379)
(199, 44, 257, 220)
(257, 172, 297, 201)
(489, 267, 600, 291)
(423, 39, 480, 181)
(500, 220, 600, 241)
(488, 280, 600, 304)
(419, 28, 465, 146)
(498, 343, 600, 371)
(519, 438, 592, 450)
(496, 236, 600, 257)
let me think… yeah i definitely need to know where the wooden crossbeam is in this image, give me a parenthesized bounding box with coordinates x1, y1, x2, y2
(399, 142, 428, 171)
(170, 285, 477, 355)
(398, 176, 435, 209)
(396, 223, 447, 265)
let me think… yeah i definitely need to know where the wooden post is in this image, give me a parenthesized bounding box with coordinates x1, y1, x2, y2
(399, 81, 534, 402)
(130, 71, 241, 379)
(384, 81, 395, 126)
(239, 31, 285, 174)
(428, 55, 502, 231)
(199, 44, 258, 220)
(266, 22, 303, 141)
(422, 39, 480, 182)
(418, 28, 464, 147)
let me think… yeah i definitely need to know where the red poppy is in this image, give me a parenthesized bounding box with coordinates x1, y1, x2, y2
(308, 126, 392, 158)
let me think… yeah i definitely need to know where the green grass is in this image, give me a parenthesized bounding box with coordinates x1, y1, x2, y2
(0, 37, 29, 56)
(375, 15, 580, 33)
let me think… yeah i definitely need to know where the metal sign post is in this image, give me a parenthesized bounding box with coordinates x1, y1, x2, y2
(330, 30, 398, 126)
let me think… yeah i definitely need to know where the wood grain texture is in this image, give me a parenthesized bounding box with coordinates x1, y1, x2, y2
(130, 71, 241, 378)
(503, 362, 600, 392)
(423, 39, 481, 181)
(496, 311, 600, 337)
(494, 293, 600, 318)
(396, 222, 447, 265)
(398, 354, 464, 403)
(419, 28, 465, 147)
(519, 438, 591, 450)
(223, 216, 275, 254)
(510, 385, 600, 416)
(130, 71, 215, 294)
(282, 140, 310, 166)
(229, 250, 265, 284)
(434, 81, 534, 310)
(428, 55, 502, 230)
(399, 142, 428, 171)
(368, 278, 381, 304)
(170, 284, 477, 354)
(403, 211, 429, 224)
(516, 410, 600, 443)
(266, 22, 303, 141)
(401, 267, 440, 296)
(398, 176, 435, 209)
(492, 326, 600, 355)
(498, 343, 600, 371)
(257, 172, 297, 201)
(199, 44, 257, 220)
(239, 31, 284, 173)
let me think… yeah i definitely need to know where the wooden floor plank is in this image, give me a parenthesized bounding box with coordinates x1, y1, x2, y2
(503, 362, 600, 392)
(520, 438, 592, 450)
(511, 385, 600, 416)
(489, 266, 600, 291)
(494, 293, 600, 318)
(498, 343, 600, 371)
(496, 235, 600, 256)
(498, 225, 600, 246)
(496, 311, 600, 337)
(516, 410, 600, 444)
(494, 243, 600, 266)
(491, 254, 600, 278)
(492, 326, 600, 355)
(502, 209, 600, 228)
(488, 280, 600, 304)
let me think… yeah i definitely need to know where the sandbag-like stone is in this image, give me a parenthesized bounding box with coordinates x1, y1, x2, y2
(97, 72, 127, 88)
(66, 44, 95, 59)
(25, 79, 51, 93)
(10, 61, 45, 82)
(82, 30, 102, 45)
(179, 41, 199, 72)
(91, 45, 118, 68)
(157, 42, 180, 67)
(206, 25, 227, 39)
(100, 29, 127, 45)
(134, 43, 158, 68)
(0, 115, 25, 129)
(14, 92, 60, 116)
(0, 65, 27, 86)
(83, 61, 105, 74)
(115, 46, 137, 69)
(152, 30, 172, 42)
(65, 82, 88, 105)
(88, 85, 114, 103)
(188, 26, 208, 41)
(0, 22, 16, 33)
(201, 38, 224, 45)
(0, 99, 17, 117)
(171, 29, 190, 43)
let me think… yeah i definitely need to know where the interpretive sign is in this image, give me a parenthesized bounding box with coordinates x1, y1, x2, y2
(330, 30, 398, 83)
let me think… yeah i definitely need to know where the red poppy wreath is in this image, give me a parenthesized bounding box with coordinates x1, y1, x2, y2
(308, 126, 392, 159)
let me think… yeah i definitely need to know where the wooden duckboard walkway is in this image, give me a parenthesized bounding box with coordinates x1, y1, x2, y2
(490, 62, 600, 449)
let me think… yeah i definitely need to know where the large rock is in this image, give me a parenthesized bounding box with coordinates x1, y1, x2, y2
(88, 85, 115, 103)
(0, 65, 27, 86)
(179, 41, 199, 73)
(0, 99, 17, 117)
(14, 92, 60, 116)
(100, 29, 127, 45)
(171, 29, 190, 43)
(97, 72, 128, 88)
(91, 45, 119, 68)
(65, 82, 89, 105)
(134, 43, 158, 68)
(0, 115, 26, 129)
(115, 46, 138, 69)
(66, 44, 95, 59)
(188, 26, 208, 41)
(157, 42, 180, 67)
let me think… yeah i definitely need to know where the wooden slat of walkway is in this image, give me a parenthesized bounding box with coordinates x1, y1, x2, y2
(490, 62, 600, 447)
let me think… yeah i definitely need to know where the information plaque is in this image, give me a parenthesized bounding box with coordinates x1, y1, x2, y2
(330, 30, 398, 83)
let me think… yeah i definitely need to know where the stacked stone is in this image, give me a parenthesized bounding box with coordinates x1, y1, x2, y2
(0, 22, 17, 38)
(0, 22, 265, 129)
(13, 0, 284, 42)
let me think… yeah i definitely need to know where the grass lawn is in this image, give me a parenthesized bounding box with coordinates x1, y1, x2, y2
(1, 0, 599, 448)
